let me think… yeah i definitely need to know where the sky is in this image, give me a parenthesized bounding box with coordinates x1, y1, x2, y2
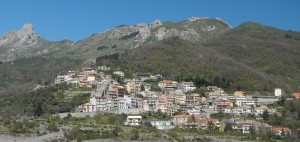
(0, 0, 299, 41)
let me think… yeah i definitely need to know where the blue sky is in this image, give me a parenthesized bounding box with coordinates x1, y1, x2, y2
(0, 0, 299, 41)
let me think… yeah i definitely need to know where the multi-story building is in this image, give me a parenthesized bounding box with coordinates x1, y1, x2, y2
(178, 82, 196, 91)
(158, 80, 178, 89)
(131, 98, 143, 108)
(126, 82, 141, 95)
(186, 93, 200, 104)
(113, 71, 125, 78)
(113, 86, 125, 97)
(78, 102, 96, 112)
(55, 75, 72, 84)
(146, 93, 158, 108)
(124, 116, 142, 126)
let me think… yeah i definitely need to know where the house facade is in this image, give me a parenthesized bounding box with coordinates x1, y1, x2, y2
(272, 127, 292, 137)
(124, 116, 142, 126)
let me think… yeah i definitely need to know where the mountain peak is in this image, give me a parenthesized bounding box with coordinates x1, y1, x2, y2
(0, 23, 40, 46)
(21, 23, 34, 31)
(0, 23, 44, 62)
(18, 23, 39, 39)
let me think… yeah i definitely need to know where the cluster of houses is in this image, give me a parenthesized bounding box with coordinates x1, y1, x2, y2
(54, 66, 300, 137)
(124, 114, 292, 137)
(54, 67, 97, 88)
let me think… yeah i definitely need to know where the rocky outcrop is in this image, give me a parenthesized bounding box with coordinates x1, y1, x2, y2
(0, 24, 64, 62)
(202, 25, 216, 31)
(155, 27, 199, 40)
(0, 23, 40, 47)
(138, 27, 150, 40)
(150, 20, 162, 28)
(188, 17, 209, 22)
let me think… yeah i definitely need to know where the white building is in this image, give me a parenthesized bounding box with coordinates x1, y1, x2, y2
(255, 105, 277, 116)
(55, 75, 72, 84)
(158, 80, 178, 89)
(113, 71, 125, 78)
(117, 98, 128, 109)
(98, 65, 111, 71)
(234, 96, 257, 107)
(274, 88, 282, 97)
(178, 82, 196, 92)
(147, 121, 175, 130)
(124, 116, 142, 126)
(78, 102, 96, 112)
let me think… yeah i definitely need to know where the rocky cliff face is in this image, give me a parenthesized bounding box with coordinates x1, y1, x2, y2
(0, 24, 40, 48)
(0, 24, 44, 61)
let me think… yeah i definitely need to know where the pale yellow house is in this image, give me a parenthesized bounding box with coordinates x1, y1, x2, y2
(234, 91, 246, 97)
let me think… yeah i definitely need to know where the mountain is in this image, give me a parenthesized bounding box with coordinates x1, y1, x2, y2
(0, 24, 72, 62)
(0, 17, 300, 94)
(46, 17, 231, 62)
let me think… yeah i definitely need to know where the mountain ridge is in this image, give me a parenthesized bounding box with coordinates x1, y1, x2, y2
(0, 17, 232, 62)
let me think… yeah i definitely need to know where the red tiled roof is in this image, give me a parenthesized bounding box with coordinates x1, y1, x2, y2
(206, 118, 218, 122)
(272, 127, 291, 131)
(292, 93, 300, 99)
(181, 82, 194, 85)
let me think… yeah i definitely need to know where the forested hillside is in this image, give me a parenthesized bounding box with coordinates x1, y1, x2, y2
(96, 37, 286, 92)
(0, 57, 81, 96)
(205, 22, 300, 92)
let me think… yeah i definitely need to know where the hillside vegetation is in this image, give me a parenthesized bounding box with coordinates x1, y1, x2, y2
(96, 37, 285, 92)
(95, 22, 300, 93)
(205, 22, 300, 92)
(0, 57, 81, 96)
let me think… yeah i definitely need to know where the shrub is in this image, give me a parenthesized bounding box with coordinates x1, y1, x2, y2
(47, 122, 59, 132)
(130, 128, 139, 140)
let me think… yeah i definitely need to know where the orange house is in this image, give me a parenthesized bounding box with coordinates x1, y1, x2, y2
(272, 127, 292, 137)
(292, 93, 300, 100)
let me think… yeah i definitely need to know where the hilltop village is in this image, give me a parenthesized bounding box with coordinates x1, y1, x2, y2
(53, 65, 300, 139)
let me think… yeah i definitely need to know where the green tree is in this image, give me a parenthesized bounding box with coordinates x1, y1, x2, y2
(112, 124, 120, 137)
(279, 96, 286, 106)
(249, 125, 255, 135)
(34, 103, 43, 117)
(64, 113, 72, 121)
(141, 84, 145, 91)
(262, 110, 269, 121)
(130, 128, 139, 140)
(224, 123, 233, 132)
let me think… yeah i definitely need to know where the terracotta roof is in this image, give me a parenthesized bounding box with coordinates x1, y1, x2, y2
(292, 93, 300, 99)
(193, 114, 205, 118)
(207, 118, 218, 122)
(173, 114, 190, 118)
(272, 127, 291, 131)
(180, 82, 194, 85)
